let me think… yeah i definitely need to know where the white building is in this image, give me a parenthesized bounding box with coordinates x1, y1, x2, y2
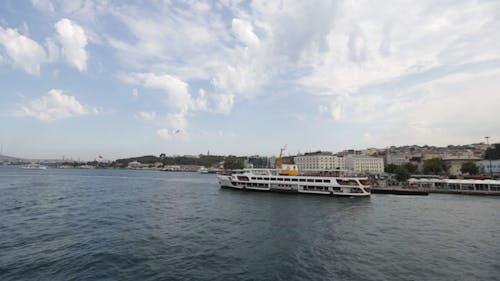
(476, 159, 500, 176)
(294, 152, 345, 171)
(345, 156, 384, 174)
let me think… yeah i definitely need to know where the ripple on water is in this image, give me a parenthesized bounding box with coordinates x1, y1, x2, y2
(0, 168, 499, 281)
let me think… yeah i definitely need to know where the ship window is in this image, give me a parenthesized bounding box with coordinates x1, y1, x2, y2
(251, 177, 256, 180)
(292, 178, 298, 182)
(263, 177, 269, 180)
(257, 177, 262, 180)
(324, 179, 331, 183)
(315, 179, 322, 182)
(271, 178, 276, 181)
(284, 178, 291, 181)
(299, 179, 306, 182)
(307, 179, 313, 182)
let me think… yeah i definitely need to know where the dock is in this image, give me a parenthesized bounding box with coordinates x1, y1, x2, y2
(371, 188, 429, 196)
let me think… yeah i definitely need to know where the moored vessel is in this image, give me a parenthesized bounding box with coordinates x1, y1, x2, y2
(218, 148, 371, 197)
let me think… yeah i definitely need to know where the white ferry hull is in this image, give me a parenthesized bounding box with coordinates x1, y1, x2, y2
(217, 174, 370, 197)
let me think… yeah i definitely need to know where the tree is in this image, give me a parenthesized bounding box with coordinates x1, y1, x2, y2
(461, 161, 479, 175)
(394, 166, 410, 182)
(423, 158, 448, 175)
(403, 163, 418, 174)
(385, 164, 398, 173)
(223, 156, 244, 170)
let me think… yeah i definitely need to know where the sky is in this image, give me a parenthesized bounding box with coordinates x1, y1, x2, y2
(1, 0, 500, 160)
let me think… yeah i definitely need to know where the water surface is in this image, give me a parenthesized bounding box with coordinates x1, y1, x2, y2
(0, 167, 498, 280)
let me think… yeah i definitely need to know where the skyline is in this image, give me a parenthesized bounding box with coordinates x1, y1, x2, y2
(1, 0, 500, 160)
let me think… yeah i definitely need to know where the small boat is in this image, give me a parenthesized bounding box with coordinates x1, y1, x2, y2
(21, 163, 48, 170)
(198, 166, 209, 174)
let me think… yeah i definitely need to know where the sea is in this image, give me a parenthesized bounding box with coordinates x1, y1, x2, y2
(0, 167, 499, 281)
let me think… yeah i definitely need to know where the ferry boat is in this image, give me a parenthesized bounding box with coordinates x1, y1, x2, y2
(217, 164, 371, 197)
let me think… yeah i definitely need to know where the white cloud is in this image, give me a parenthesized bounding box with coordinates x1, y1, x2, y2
(31, 0, 55, 13)
(157, 128, 170, 140)
(132, 88, 139, 97)
(45, 38, 60, 62)
(0, 26, 46, 75)
(166, 113, 188, 132)
(231, 18, 260, 47)
(121, 72, 196, 113)
(55, 18, 88, 71)
(297, 0, 500, 96)
(135, 111, 156, 121)
(121, 72, 210, 138)
(192, 89, 208, 111)
(359, 68, 500, 147)
(211, 93, 234, 114)
(39, 0, 500, 146)
(17, 89, 90, 122)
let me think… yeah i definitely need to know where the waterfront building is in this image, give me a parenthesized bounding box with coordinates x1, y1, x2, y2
(443, 156, 481, 176)
(345, 155, 384, 174)
(294, 151, 345, 171)
(476, 159, 500, 176)
(408, 178, 500, 194)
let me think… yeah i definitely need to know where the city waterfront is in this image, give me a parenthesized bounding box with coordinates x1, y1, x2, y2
(0, 167, 499, 281)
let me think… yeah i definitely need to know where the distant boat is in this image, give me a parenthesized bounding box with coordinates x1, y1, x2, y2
(198, 166, 209, 174)
(21, 163, 48, 170)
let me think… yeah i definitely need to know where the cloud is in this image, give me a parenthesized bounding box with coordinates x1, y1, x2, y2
(45, 38, 60, 62)
(166, 113, 188, 132)
(0, 26, 46, 75)
(298, 0, 500, 96)
(121, 72, 199, 113)
(121, 72, 209, 139)
(31, 0, 55, 13)
(231, 18, 260, 47)
(318, 105, 328, 114)
(359, 68, 500, 147)
(55, 18, 88, 71)
(32, 0, 500, 147)
(156, 128, 170, 140)
(211, 93, 234, 114)
(135, 111, 156, 121)
(17, 89, 91, 122)
(132, 88, 139, 97)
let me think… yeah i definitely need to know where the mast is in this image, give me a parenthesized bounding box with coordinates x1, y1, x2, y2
(275, 145, 287, 168)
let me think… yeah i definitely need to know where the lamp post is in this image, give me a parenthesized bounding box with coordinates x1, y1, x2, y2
(485, 136, 493, 178)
